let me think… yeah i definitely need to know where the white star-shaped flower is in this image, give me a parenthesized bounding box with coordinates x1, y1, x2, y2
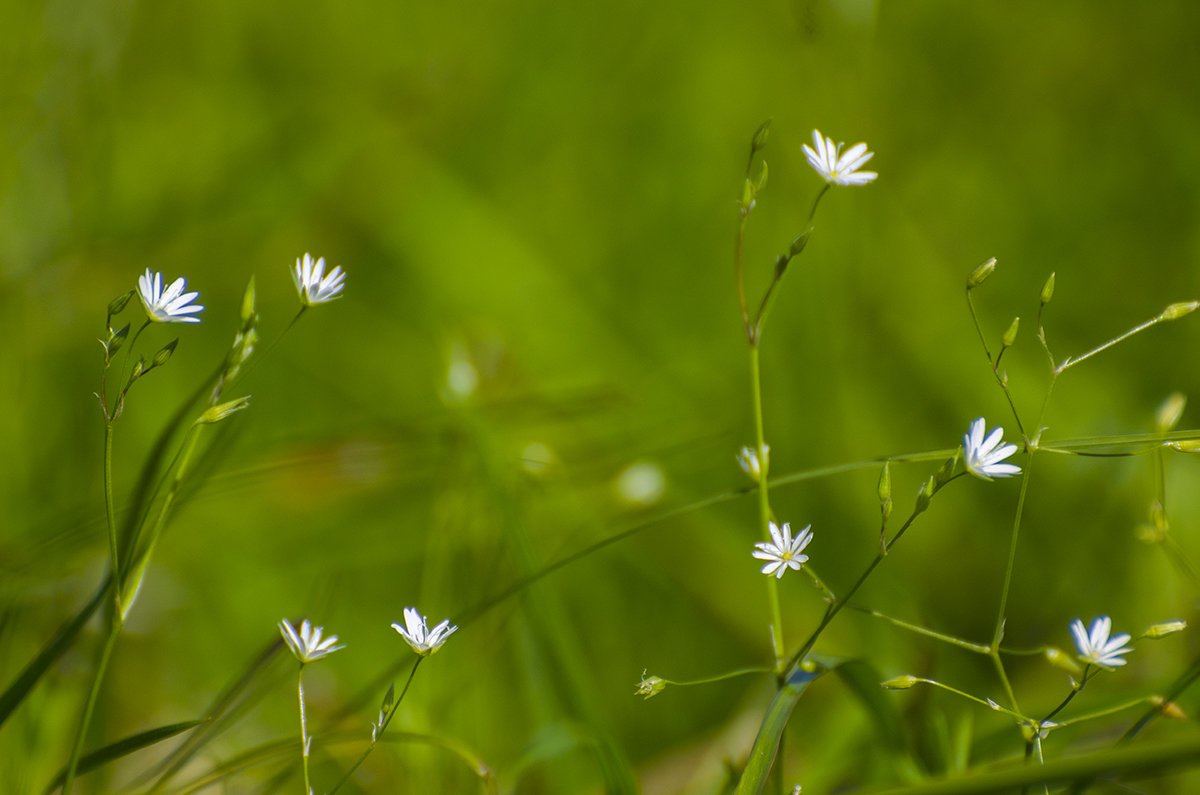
(137, 269, 204, 323)
(279, 618, 345, 664)
(802, 130, 877, 186)
(962, 417, 1021, 480)
(1070, 615, 1133, 668)
(736, 444, 769, 482)
(392, 607, 457, 656)
(292, 253, 347, 306)
(752, 521, 813, 579)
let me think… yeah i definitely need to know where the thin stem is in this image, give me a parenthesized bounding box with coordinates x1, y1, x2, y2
(61, 614, 121, 795)
(965, 288, 1026, 440)
(749, 346, 785, 671)
(328, 658, 423, 795)
(103, 423, 121, 609)
(807, 184, 830, 225)
(298, 666, 311, 795)
(735, 216, 751, 341)
(1057, 315, 1164, 374)
(988, 456, 1034, 713)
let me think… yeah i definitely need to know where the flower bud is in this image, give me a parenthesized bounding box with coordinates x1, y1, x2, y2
(914, 476, 935, 515)
(108, 290, 134, 316)
(241, 276, 257, 324)
(1166, 440, 1200, 453)
(1156, 392, 1187, 433)
(789, 231, 810, 258)
(740, 178, 755, 213)
(153, 339, 178, 367)
(880, 675, 918, 690)
(967, 257, 996, 289)
(751, 120, 771, 154)
(877, 461, 891, 502)
(1002, 316, 1020, 349)
(1160, 301, 1199, 321)
(1142, 620, 1186, 639)
(1044, 646, 1082, 674)
(1040, 272, 1056, 305)
(198, 396, 252, 424)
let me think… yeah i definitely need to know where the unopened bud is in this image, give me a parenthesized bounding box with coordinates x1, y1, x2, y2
(153, 339, 178, 367)
(1142, 620, 1186, 639)
(880, 675, 918, 690)
(740, 179, 755, 213)
(967, 257, 996, 289)
(914, 476, 935, 515)
(198, 396, 252, 424)
(751, 120, 771, 153)
(736, 445, 769, 482)
(1160, 301, 1199, 322)
(1165, 440, 1200, 453)
(241, 276, 257, 324)
(1156, 392, 1187, 433)
(1157, 699, 1188, 720)
(108, 290, 134, 316)
(788, 232, 810, 260)
(1002, 316, 1020, 349)
(1044, 646, 1082, 674)
(106, 324, 130, 357)
(1040, 272, 1056, 305)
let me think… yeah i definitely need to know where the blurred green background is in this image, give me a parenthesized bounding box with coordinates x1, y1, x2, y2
(4, 0, 1200, 791)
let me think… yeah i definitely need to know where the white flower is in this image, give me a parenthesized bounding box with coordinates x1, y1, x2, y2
(736, 444, 769, 482)
(752, 521, 813, 579)
(962, 417, 1021, 480)
(392, 607, 457, 656)
(1070, 615, 1133, 668)
(802, 130, 877, 186)
(279, 618, 345, 664)
(137, 269, 204, 324)
(292, 253, 347, 306)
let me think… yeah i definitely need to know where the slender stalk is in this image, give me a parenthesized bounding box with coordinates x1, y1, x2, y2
(298, 666, 311, 795)
(749, 346, 785, 671)
(61, 614, 121, 795)
(103, 423, 121, 610)
(988, 457, 1033, 714)
(328, 658, 422, 794)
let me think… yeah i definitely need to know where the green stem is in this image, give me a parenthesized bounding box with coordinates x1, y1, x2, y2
(749, 345, 785, 672)
(298, 666, 311, 795)
(328, 658, 422, 795)
(988, 457, 1033, 713)
(61, 614, 122, 795)
(103, 423, 121, 609)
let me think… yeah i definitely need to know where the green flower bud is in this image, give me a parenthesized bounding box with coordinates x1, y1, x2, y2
(153, 339, 178, 367)
(108, 290, 134, 316)
(241, 276, 256, 324)
(881, 675, 918, 690)
(198, 396, 252, 424)
(877, 462, 891, 502)
(789, 230, 810, 258)
(914, 476, 935, 515)
(740, 178, 755, 213)
(1142, 620, 1186, 639)
(1044, 646, 1082, 674)
(751, 120, 771, 154)
(1040, 272, 1056, 305)
(967, 257, 996, 289)
(1156, 393, 1187, 433)
(1160, 301, 1200, 321)
(1002, 316, 1020, 349)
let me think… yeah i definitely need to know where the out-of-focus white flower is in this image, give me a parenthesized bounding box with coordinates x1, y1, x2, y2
(392, 607, 457, 656)
(1070, 615, 1133, 668)
(752, 521, 813, 579)
(962, 418, 1021, 480)
(292, 253, 347, 306)
(736, 444, 769, 482)
(137, 269, 204, 323)
(614, 460, 665, 506)
(279, 618, 345, 664)
(802, 130, 877, 186)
